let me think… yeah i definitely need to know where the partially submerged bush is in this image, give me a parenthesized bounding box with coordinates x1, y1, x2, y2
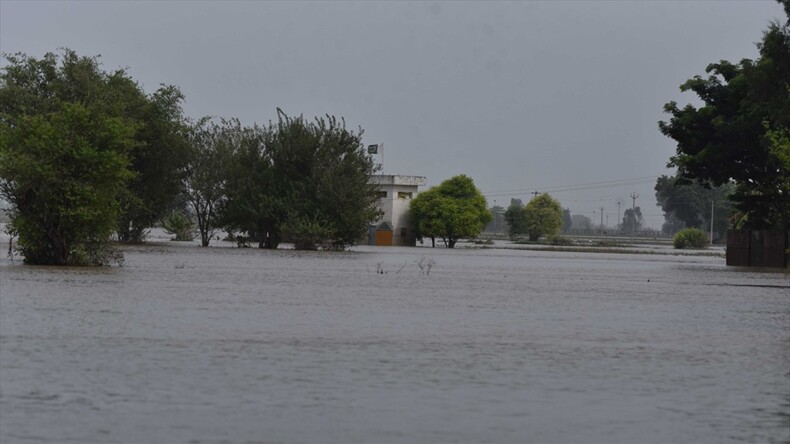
(161, 210, 196, 241)
(673, 227, 709, 249)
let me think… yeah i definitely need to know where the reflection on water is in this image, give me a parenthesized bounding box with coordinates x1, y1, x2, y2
(1, 240, 788, 443)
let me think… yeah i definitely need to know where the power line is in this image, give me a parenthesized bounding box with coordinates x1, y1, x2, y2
(481, 175, 660, 198)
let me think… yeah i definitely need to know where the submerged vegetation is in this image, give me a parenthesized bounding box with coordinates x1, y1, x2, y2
(0, 50, 381, 264)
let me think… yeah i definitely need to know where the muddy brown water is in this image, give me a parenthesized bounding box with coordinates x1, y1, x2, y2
(1, 239, 788, 443)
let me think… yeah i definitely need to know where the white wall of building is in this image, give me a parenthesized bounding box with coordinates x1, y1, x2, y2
(370, 175, 426, 246)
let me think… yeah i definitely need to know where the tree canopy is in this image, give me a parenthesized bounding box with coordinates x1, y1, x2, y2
(409, 175, 491, 248)
(523, 194, 563, 241)
(0, 51, 144, 264)
(263, 110, 381, 250)
(621, 207, 643, 235)
(659, 4, 790, 230)
(181, 118, 236, 247)
(210, 110, 381, 250)
(654, 174, 735, 239)
(504, 194, 563, 241)
(0, 49, 189, 263)
(504, 201, 526, 239)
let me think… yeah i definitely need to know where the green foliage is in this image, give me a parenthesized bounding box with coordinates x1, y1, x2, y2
(161, 210, 196, 241)
(181, 118, 234, 247)
(673, 227, 709, 249)
(659, 10, 790, 230)
(117, 85, 189, 243)
(213, 120, 276, 248)
(410, 175, 492, 248)
(621, 207, 643, 234)
(504, 195, 564, 240)
(0, 51, 137, 265)
(524, 194, 563, 241)
(269, 110, 380, 250)
(504, 202, 526, 238)
(280, 214, 333, 251)
(214, 110, 381, 250)
(654, 174, 734, 239)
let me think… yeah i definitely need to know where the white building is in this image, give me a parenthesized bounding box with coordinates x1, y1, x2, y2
(369, 174, 426, 246)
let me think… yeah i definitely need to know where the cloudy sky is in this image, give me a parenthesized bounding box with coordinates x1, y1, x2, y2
(1, 1, 785, 228)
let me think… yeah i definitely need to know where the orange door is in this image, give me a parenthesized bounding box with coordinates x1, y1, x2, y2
(375, 230, 393, 246)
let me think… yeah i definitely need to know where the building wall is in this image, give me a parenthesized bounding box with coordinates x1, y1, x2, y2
(370, 175, 426, 246)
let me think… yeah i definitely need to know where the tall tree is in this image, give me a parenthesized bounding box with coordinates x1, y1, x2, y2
(621, 207, 643, 234)
(659, 4, 790, 230)
(0, 51, 137, 264)
(523, 194, 563, 241)
(117, 85, 189, 243)
(654, 174, 735, 239)
(217, 110, 381, 250)
(504, 201, 526, 239)
(215, 120, 276, 248)
(410, 175, 491, 248)
(181, 118, 234, 247)
(265, 110, 381, 250)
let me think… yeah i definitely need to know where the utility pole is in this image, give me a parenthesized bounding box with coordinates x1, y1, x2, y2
(600, 207, 605, 236)
(629, 192, 639, 241)
(710, 199, 715, 245)
(531, 191, 540, 198)
(617, 201, 621, 233)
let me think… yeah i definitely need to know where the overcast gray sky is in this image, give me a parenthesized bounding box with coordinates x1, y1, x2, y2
(1, 1, 785, 229)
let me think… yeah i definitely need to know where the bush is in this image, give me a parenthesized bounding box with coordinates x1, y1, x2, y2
(161, 210, 196, 241)
(673, 228, 709, 249)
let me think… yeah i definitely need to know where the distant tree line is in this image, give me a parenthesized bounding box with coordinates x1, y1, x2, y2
(0, 50, 381, 265)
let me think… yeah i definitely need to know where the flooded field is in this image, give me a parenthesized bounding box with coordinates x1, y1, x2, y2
(0, 238, 788, 443)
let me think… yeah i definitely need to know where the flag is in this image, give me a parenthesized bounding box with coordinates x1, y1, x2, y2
(367, 144, 378, 154)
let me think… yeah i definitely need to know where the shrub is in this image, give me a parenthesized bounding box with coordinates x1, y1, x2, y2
(673, 228, 709, 249)
(161, 210, 196, 241)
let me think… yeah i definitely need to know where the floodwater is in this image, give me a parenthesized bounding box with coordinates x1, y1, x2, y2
(0, 237, 788, 443)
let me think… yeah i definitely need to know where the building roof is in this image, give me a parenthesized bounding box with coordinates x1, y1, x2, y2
(369, 175, 427, 186)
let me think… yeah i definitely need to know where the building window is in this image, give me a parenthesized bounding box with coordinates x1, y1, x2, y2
(376, 191, 387, 198)
(398, 192, 412, 199)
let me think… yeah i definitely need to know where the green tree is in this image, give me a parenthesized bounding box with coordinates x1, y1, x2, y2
(410, 175, 491, 248)
(0, 102, 134, 264)
(217, 110, 381, 250)
(523, 194, 563, 241)
(214, 120, 278, 248)
(621, 207, 643, 234)
(264, 110, 381, 250)
(161, 209, 196, 241)
(117, 85, 189, 243)
(504, 201, 526, 239)
(181, 118, 234, 247)
(0, 51, 139, 265)
(659, 4, 790, 230)
(654, 174, 735, 239)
